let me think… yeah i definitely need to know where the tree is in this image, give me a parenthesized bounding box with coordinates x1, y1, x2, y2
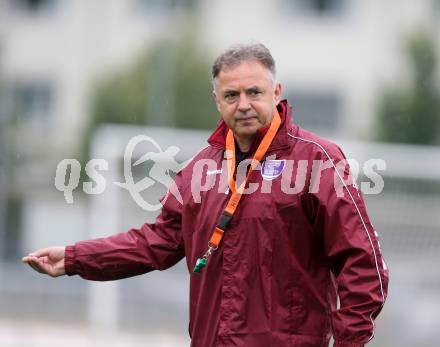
(90, 35, 216, 130)
(81, 33, 217, 164)
(378, 31, 440, 145)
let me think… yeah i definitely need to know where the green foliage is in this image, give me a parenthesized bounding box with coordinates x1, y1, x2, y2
(89, 35, 217, 131)
(91, 55, 150, 126)
(173, 39, 218, 129)
(378, 31, 440, 145)
(80, 33, 218, 166)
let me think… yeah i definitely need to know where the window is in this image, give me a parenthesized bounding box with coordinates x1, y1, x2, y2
(285, 90, 341, 134)
(8, 0, 55, 13)
(307, 0, 345, 13)
(280, 0, 347, 16)
(14, 82, 51, 121)
(434, 0, 440, 19)
(1, 81, 53, 132)
(2, 197, 22, 260)
(135, 0, 197, 14)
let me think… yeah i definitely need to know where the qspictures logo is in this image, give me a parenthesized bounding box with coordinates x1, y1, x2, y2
(54, 135, 386, 211)
(54, 135, 188, 210)
(113, 135, 187, 211)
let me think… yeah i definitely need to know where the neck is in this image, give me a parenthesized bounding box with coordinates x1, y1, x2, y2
(235, 135, 254, 153)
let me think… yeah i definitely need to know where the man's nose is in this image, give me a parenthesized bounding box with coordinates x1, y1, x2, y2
(237, 93, 251, 112)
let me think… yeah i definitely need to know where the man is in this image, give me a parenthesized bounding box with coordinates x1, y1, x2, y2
(23, 43, 389, 347)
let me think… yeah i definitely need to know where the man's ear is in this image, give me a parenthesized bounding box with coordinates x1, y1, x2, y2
(212, 90, 222, 113)
(274, 82, 282, 105)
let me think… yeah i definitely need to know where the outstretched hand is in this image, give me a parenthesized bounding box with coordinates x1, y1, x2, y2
(22, 246, 66, 277)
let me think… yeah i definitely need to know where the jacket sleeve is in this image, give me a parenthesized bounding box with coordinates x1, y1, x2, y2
(311, 145, 389, 346)
(64, 174, 185, 281)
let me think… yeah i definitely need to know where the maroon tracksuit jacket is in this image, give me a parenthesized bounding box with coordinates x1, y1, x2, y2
(65, 100, 389, 347)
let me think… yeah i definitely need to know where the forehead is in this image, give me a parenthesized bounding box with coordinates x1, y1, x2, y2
(216, 60, 272, 90)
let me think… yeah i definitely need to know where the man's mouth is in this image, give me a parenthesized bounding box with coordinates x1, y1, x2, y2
(236, 116, 257, 122)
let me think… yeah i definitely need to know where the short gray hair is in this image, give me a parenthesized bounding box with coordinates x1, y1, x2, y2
(212, 43, 276, 83)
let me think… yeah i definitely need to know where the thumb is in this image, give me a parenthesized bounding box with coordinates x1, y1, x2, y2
(28, 247, 52, 258)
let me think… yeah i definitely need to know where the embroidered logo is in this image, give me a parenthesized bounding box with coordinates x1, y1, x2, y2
(206, 169, 223, 176)
(261, 159, 286, 180)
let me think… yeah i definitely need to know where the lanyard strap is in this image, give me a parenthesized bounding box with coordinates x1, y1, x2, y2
(193, 109, 281, 273)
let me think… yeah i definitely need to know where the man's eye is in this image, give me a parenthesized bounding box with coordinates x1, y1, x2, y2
(249, 90, 262, 96)
(225, 94, 237, 101)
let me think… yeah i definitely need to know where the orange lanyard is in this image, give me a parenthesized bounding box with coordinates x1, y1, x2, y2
(193, 109, 281, 273)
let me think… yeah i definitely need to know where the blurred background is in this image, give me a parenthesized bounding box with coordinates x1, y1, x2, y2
(1, 0, 440, 346)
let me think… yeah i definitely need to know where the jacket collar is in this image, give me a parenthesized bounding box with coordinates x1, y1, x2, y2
(207, 99, 295, 153)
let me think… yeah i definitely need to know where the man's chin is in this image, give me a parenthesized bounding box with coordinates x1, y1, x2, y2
(234, 128, 259, 142)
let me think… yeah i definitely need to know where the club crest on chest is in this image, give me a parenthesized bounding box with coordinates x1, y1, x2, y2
(261, 159, 286, 181)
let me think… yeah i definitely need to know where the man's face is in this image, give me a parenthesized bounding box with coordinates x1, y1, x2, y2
(213, 60, 282, 145)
